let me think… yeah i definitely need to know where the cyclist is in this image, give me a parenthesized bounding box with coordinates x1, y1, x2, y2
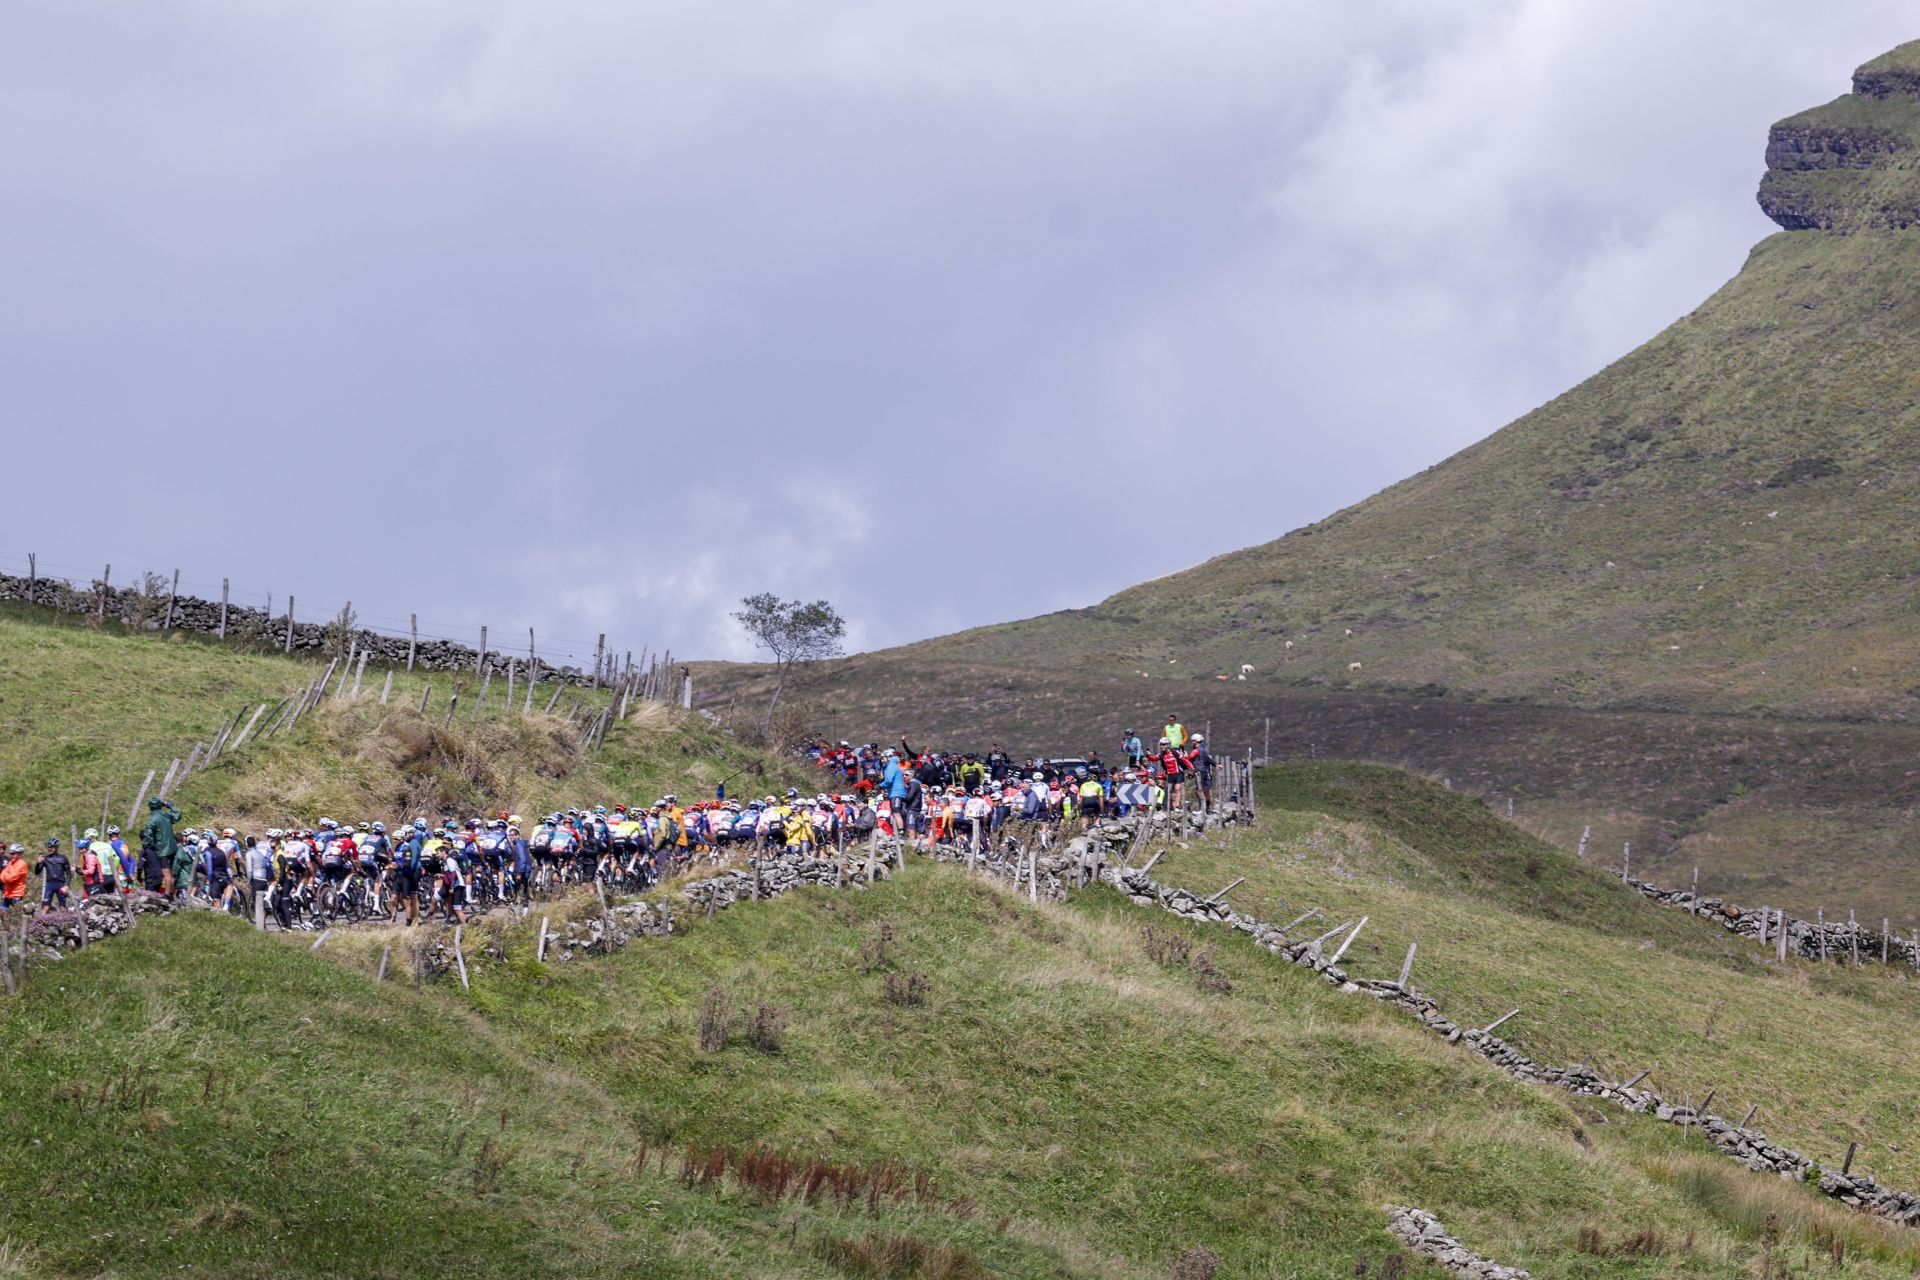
(204, 833, 236, 911)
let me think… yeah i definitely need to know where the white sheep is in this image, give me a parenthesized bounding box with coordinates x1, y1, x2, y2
(1240, 663, 1255, 674)
(1348, 662, 1363, 672)
(1284, 640, 1294, 651)
(1344, 628, 1354, 637)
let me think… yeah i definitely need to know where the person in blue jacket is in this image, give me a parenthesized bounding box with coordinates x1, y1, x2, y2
(508, 825, 532, 906)
(395, 820, 426, 926)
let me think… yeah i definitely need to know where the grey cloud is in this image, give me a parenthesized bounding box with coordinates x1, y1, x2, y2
(3, 2, 1913, 665)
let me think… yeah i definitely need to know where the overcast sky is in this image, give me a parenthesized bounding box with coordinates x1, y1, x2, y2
(4, 2, 1911, 668)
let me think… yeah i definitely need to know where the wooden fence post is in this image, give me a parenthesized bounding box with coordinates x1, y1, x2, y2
(1818, 908, 1826, 961)
(97, 563, 110, 621)
(1776, 910, 1788, 962)
(453, 925, 470, 990)
(478, 626, 487, 674)
(442, 695, 458, 729)
(25, 552, 34, 605)
(126, 769, 156, 828)
(1850, 909, 1859, 967)
(407, 614, 417, 670)
(283, 595, 295, 653)
(1329, 916, 1368, 965)
(229, 703, 269, 753)
(419, 683, 430, 714)
(351, 650, 368, 698)
(537, 916, 550, 962)
(380, 670, 393, 706)
(164, 568, 180, 629)
(218, 577, 229, 638)
(524, 629, 536, 712)
(1481, 1009, 1521, 1035)
(594, 634, 605, 688)
(505, 660, 515, 714)
(1397, 941, 1417, 989)
(377, 944, 391, 981)
(472, 667, 492, 719)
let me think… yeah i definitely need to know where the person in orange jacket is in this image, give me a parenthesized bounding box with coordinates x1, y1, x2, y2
(0, 844, 28, 912)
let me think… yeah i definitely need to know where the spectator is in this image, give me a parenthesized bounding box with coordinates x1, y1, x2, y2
(0, 844, 28, 912)
(36, 837, 72, 909)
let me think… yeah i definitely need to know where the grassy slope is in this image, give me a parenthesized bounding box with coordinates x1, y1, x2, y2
(1, 688, 1918, 1279)
(1180, 764, 1920, 1188)
(0, 605, 798, 845)
(7, 867, 1920, 1279)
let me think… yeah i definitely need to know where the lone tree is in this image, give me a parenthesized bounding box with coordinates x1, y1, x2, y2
(732, 593, 847, 735)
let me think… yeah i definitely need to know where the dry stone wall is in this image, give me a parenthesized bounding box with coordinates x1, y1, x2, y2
(1627, 877, 1919, 969)
(1385, 1206, 1529, 1280)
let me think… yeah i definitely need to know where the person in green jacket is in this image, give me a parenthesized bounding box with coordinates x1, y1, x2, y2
(140, 796, 180, 893)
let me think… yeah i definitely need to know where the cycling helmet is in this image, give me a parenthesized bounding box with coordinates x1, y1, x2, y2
(1032, 772, 1044, 781)
(785, 788, 799, 799)
(319, 818, 337, 829)
(1193, 734, 1205, 743)
(45, 837, 59, 848)
(664, 794, 677, 804)
(413, 819, 428, 832)
(6, 844, 21, 855)
(223, 828, 238, 838)
(593, 805, 606, 816)
(371, 822, 386, 834)
(106, 825, 121, 836)
(83, 828, 98, 840)
(489, 818, 506, 830)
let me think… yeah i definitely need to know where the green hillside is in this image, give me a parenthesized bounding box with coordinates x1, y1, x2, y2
(1, 612, 1917, 1276)
(5, 825, 1919, 1278)
(812, 44, 1920, 723)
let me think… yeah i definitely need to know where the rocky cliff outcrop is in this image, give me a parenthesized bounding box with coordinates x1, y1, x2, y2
(1760, 40, 1920, 230)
